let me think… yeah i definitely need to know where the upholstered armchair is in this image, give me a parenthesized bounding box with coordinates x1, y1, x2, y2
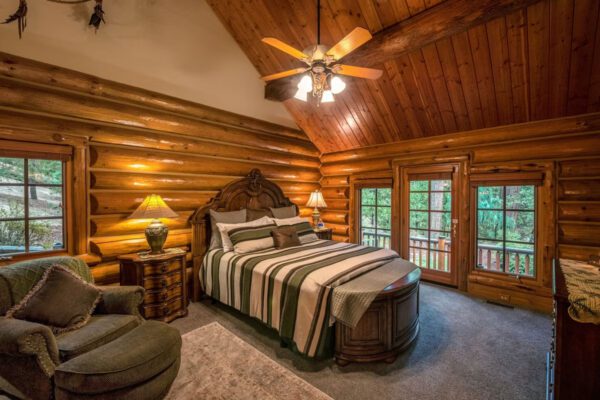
(0, 256, 181, 400)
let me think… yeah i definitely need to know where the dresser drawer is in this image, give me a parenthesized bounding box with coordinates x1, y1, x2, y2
(143, 260, 182, 276)
(143, 271, 182, 290)
(143, 297, 183, 320)
(145, 283, 183, 304)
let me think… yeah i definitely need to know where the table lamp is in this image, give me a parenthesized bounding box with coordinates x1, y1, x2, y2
(306, 190, 327, 227)
(128, 194, 178, 254)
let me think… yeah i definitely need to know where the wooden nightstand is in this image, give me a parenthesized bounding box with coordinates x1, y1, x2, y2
(314, 227, 333, 240)
(118, 251, 188, 323)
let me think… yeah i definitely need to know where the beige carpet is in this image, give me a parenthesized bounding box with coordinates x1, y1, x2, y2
(166, 322, 333, 400)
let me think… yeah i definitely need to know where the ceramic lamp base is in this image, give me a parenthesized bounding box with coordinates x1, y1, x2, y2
(312, 207, 320, 227)
(145, 219, 169, 255)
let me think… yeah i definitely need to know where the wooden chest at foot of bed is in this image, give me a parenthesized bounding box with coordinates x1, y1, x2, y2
(334, 268, 421, 365)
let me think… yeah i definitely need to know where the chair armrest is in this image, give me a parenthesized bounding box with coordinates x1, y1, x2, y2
(95, 286, 145, 316)
(0, 317, 59, 376)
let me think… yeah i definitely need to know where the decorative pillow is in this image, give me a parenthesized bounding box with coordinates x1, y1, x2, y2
(228, 223, 277, 254)
(270, 205, 297, 219)
(274, 217, 319, 244)
(6, 265, 101, 334)
(217, 216, 273, 252)
(209, 209, 247, 250)
(271, 226, 301, 249)
(247, 208, 273, 221)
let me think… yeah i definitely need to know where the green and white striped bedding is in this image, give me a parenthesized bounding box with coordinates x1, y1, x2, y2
(201, 240, 399, 357)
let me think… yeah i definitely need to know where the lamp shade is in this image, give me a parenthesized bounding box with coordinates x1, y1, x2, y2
(306, 190, 327, 208)
(128, 194, 178, 220)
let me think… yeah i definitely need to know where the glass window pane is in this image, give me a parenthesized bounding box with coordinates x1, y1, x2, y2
(506, 185, 534, 210)
(377, 188, 391, 206)
(430, 192, 451, 211)
(376, 207, 391, 229)
(429, 250, 450, 272)
(360, 227, 376, 247)
(0, 157, 24, 183)
(28, 159, 62, 185)
(430, 232, 451, 251)
(506, 244, 535, 276)
(409, 180, 428, 191)
(409, 230, 429, 248)
(29, 219, 64, 252)
(431, 180, 451, 191)
(29, 186, 63, 218)
(361, 206, 376, 228)
(0, 220, 25, 254)
(361, 188, 376, 205)
(506, 211, 535, 243)
(430, 211, 451, 231)
(375, 230, 391, 249)
(478, 186, 504, 209)
(409, 211, 428, 229)
(409, 192, 428, 210)
(476, 240, 504, 271)
(0, 186, 25, 218)
(409, 247, 428, 268)
(477, 210, 504, 240)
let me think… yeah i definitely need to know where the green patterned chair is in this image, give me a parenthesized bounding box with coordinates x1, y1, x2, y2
(0, 256, 181, 400)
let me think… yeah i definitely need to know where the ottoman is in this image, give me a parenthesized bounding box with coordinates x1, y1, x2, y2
(53, 321, 181, 400)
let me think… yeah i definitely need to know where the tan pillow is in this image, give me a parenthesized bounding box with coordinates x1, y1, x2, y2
(271, 226, 301, 249)
(247, 208, 273, 221)
(6, 265, 101, 334)
(270, 205, 297, 219)
(209, 209, 247, 250)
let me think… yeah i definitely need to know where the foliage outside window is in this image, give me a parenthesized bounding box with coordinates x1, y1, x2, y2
(359, 188, 391, 249)
(0, 157, 65, 256)
(476, 185, 535, 277)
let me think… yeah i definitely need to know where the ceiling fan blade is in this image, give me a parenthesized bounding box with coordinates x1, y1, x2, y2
(262, 37, 308, 60)
(261, 68, 307, 82)
(336, 65, 383, 80)
(326, 27, 372, 61)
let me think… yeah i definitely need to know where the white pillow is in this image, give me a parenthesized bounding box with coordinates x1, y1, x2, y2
(217, 216, 273, 252)
(273, 216, 306, 226)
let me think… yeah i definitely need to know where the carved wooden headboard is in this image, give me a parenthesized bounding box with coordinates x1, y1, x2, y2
(189, 169, 298, 301)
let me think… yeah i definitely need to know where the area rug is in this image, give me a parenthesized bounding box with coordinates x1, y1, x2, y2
(165, 322, 333, 400)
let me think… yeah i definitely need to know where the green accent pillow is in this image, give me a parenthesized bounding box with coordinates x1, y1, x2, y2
(6, 265, 101, 334)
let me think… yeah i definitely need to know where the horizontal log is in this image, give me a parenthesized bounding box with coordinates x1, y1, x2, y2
(89, 145, 320, 182)
(558, 180, 600, 201)
(91, 191, 217, 214)
(324, 200, 350, 211)
(298, 207, 312, 218)
(321, 112, 600, 163)
(0, 79, 319, 157)
(321, 187, 350, 200)
(320, 159, 391, 176)
(90, 262, 120, 285)
(559, 159, 600, 178)
(91, 211, 194, 237)
(91, 170, 319, 192)
(558, 222, 600, 247)
(473, 134, 600, 164)
(90, 231, 192, 259)
(76, 253, 102, 267)
(332, 235, 350, 243)
(0, 52, 310, 143)
(320, 176, 350, 187)
(558, 244, 600, 262)
(321, 211, 349, 225)
(558, 202, 600, 222)
(325, 223, 350, 236)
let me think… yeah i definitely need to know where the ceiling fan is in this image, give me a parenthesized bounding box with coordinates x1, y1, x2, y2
(260, 0, 383, 106)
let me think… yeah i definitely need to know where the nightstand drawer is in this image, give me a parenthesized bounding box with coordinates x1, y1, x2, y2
(145, 283, 183, 304)
(143, 297, 183, 320)
(143, 260, 181, 276)
(143, 271, 182, 290)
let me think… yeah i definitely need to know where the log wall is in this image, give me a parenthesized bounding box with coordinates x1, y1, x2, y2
(0, 53, 320, 286)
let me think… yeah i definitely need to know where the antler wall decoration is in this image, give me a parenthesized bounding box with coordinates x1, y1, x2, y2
(1, 0, 106, 39)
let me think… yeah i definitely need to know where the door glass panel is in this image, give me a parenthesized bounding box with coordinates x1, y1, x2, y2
(359, 187, 391, 249)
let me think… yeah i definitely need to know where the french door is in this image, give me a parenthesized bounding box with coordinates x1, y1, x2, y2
(400, 165, 459, 286)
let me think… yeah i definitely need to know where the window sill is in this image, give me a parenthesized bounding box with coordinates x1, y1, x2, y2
(0, 249, 69, 266)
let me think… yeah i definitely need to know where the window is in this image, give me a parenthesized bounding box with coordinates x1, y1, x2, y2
(359, 187, 391, 249)
(0, 157, 66, 256)
(475, 185, 535, 277)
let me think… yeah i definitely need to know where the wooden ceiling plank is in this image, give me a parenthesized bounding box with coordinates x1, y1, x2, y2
(588, 1, 600, 112)
(356, 0, 384, 32)
(548, 0, 575, 116)
(370, 70, 415, 141)
(328, 103, 362, 149)
(421, 42, 459, 133)
(527, 0, 550, 120)
(404, 0, 428, 16)
(486, 17, 515, 125)
(342, 84, 388, 144)
(435, 38, 472, 132)
(407, 50, 446, 135)
(468, 25, 500, 127)
(373, 0, 409, 29)
(354, 80, 399, 143)
(506, 8, 531, 123)
(566, 0, 600, 115)
(451, 32, 485, 129)
(337, 95, 374, 146)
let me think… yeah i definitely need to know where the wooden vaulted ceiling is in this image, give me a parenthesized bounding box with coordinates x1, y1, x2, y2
(209, 0, 600, 153)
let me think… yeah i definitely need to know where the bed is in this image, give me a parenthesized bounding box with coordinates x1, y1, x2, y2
(190, 169, 420, 364)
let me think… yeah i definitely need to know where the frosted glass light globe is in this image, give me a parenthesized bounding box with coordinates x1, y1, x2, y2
(297, 75, 313, 93)
(294, 88, 308, 101)
(330, 76, 346, 94)
(321, 90, 335, 103)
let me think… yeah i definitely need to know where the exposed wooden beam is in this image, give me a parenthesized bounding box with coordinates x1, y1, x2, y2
(265, 0, 542, 101)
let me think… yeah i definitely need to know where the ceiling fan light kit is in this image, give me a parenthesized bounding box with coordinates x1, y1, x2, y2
(260, 0, 383, 106)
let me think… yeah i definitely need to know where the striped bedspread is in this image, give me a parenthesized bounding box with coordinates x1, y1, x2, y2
(201, 240, 399, 357)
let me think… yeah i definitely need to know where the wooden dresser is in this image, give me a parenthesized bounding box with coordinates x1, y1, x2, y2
(547, 261, 600, 400)
(119, 251, 188, 323)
